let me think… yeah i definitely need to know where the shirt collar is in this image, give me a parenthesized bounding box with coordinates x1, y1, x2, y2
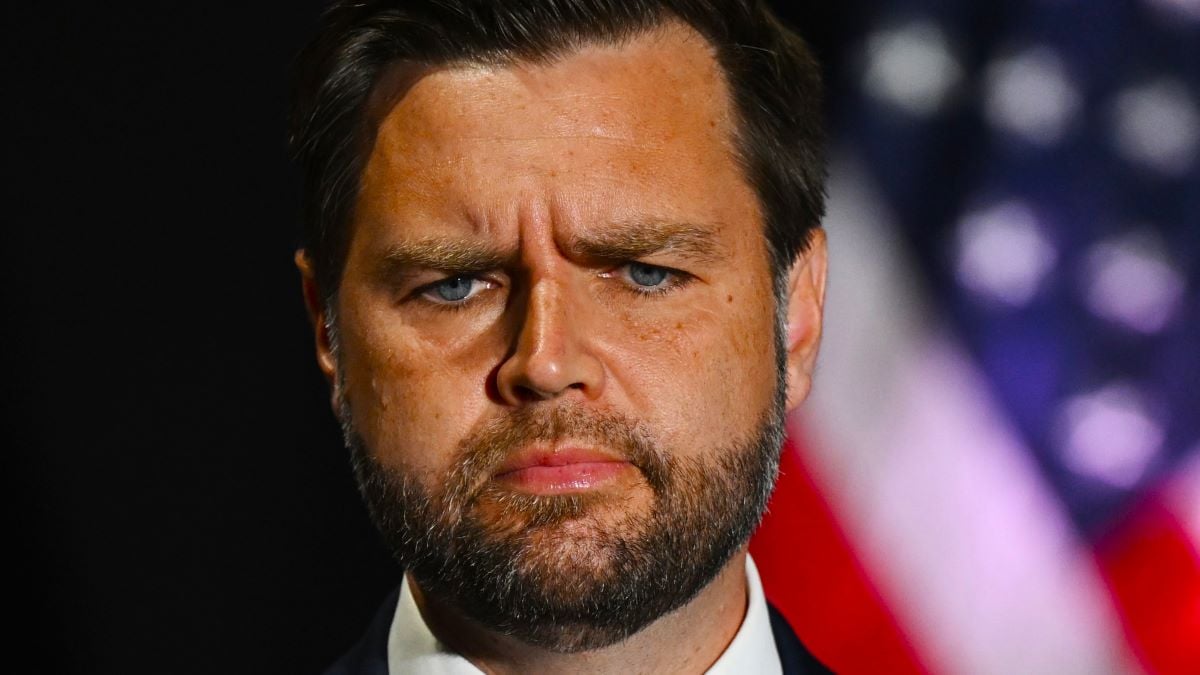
(386, 555, 782, 675)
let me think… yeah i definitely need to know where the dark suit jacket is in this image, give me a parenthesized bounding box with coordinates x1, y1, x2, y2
(325, 587, 833, 674)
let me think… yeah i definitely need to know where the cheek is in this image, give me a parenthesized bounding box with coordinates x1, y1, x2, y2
(336, 299, 504, 476)
(601, 285, 779, 449)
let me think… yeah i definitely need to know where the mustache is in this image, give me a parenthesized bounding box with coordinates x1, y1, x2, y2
(446, 404, 672, 504)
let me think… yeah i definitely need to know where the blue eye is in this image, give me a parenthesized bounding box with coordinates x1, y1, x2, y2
(429, 276, 476, 302)
(627, 262, 670, 288)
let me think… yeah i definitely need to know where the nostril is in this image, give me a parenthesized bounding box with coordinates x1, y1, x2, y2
(492, 355, 599, 404)
(514, 382, 553, 402)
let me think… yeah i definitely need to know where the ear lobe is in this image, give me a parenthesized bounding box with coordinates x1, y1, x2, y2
(294, 249, 339, 387)
(783, 228, 828, 411)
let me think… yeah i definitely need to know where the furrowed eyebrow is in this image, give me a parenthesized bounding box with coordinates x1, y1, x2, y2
(570, 220, 724, 264)
(376, 238, 513, 276)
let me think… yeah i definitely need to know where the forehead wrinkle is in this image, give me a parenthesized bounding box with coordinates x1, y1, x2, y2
(369, 22, 732, 153)
(443, 134, 650, 148)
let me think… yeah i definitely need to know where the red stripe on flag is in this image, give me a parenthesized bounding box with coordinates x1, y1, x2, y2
(1096, 493, 1200, 675)
(750, 436, 929, 675)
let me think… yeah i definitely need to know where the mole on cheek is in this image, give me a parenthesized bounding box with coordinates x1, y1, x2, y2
(726, 294, 733, 304)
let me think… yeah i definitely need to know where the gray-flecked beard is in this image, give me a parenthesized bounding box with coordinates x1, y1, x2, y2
(335, 308, 788, 653)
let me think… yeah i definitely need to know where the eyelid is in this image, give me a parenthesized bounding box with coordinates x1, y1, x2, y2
(409, 273, 500, 306)
(602, 261, 694, 294)
(404, 267, 503, 288)
(607, 260, 687, 277)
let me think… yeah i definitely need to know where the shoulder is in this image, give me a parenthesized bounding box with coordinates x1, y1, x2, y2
(768, 602, 835, 675)
(323, 587, 400, 675)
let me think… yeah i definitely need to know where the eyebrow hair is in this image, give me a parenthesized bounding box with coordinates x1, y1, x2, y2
(376, 237, 513, 276)
(569, 220, 724, 264)
(373, 219, 723, 281)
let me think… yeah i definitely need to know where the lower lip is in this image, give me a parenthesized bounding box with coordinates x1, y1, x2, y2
(494, 461, 633, 493)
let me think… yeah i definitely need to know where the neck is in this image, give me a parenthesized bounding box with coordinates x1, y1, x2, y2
(409, 549, 750, 675)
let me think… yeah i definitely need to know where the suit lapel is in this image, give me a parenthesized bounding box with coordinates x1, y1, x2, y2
(768, 602, 835, 674)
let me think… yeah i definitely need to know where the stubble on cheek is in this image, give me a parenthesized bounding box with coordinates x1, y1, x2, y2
(620, 293, 777, 452)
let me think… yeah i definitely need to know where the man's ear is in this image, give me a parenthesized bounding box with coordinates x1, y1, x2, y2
(294, 249, 339, 387)
(783, 228, 828, 411)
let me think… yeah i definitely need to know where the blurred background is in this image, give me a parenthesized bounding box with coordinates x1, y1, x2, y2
(4, 1, 1195, 673)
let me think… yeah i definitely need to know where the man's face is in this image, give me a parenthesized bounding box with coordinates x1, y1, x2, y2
(305, 23, 825, 651)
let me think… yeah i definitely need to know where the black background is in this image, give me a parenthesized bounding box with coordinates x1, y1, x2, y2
(5, 3, 865, 672)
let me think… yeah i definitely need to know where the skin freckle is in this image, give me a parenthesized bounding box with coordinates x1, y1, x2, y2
(726, 294, 733, 303)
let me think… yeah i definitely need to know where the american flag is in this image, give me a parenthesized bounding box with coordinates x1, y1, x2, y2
(749, 1, 1200, 673)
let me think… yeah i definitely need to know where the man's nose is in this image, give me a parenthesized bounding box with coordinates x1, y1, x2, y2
(494, 278, 606, 404)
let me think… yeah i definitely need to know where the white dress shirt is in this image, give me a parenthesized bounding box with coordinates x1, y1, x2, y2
(386, 555, 783, 674)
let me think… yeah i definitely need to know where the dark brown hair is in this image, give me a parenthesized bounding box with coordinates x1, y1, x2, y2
(290, 0, 826, 301)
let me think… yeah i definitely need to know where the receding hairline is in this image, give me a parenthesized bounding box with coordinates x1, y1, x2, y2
(361, 18, 735, 156)
(291, 1, 828, 303)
